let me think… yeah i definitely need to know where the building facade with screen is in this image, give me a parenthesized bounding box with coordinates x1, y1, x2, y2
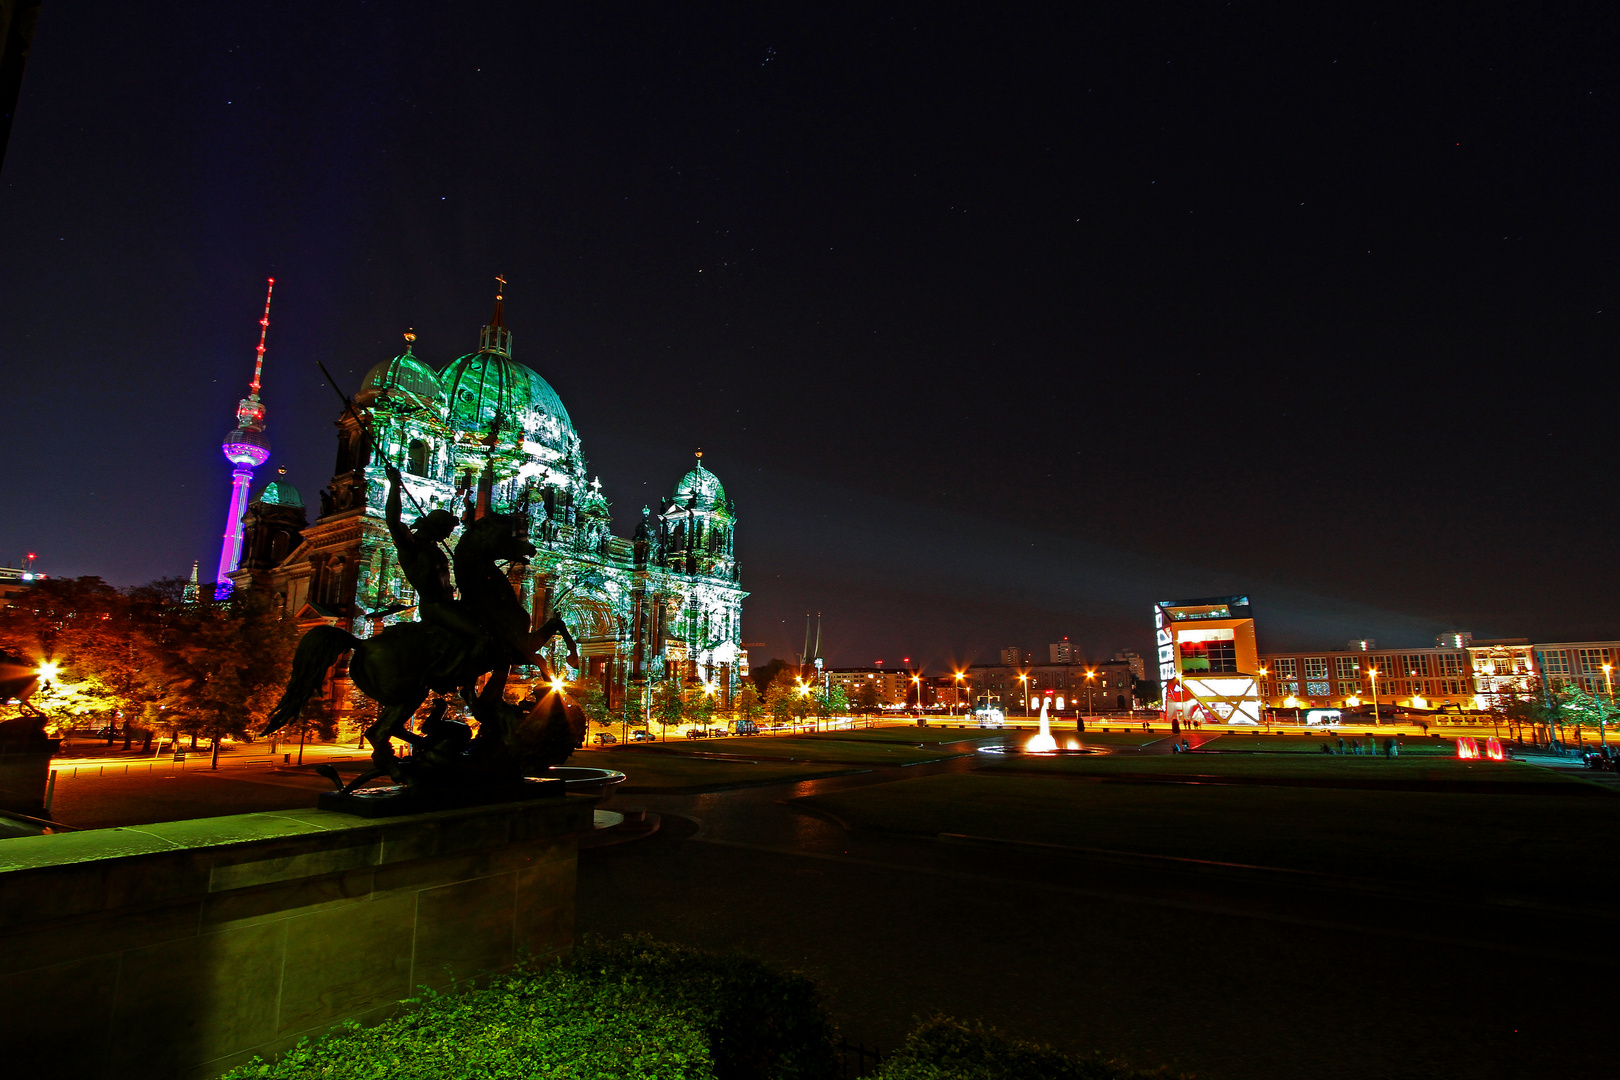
(1154, 595, 1262, 725)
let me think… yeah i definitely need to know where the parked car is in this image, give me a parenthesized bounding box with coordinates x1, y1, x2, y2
(629, 730, 655, 742)
(593, 732, 617, 746)
(684, 727, 708, 739)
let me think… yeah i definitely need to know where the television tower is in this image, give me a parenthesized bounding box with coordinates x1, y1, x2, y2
(215, 278, 275, 589)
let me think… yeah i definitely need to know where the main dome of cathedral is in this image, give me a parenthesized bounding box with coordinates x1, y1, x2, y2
(438, 314, 575, 454)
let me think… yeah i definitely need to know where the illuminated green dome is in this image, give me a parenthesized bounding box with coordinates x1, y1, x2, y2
(254, 481, 303, 507)
(440, 349, 574, 450)
(356, 342, 445, 412)
(675, 458, 725, 507)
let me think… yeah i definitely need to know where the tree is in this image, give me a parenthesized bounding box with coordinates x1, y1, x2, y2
(651, 678, 686, 735)
(736, 682, 765, 726)
(815, 684, 849, 718)
(0, 577, 170, 736)
(750, 657, 793, 697)
(576, 674, 612, 728)
(854, 680, 881, 714)
(1554, 684, 1620, 746)
(161, 587, 297, 760)
(686, 685, 716, 729)
(763, 670, 811, 725)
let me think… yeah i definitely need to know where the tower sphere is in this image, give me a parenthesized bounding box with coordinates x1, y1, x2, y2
(222, 427, 270, 467)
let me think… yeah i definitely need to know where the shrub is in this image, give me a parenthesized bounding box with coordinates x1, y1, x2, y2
(222, 963, 713, 1079)
(874, 1017, 1187, 1080)
(572, 935, 839, 1080)
(222, 937, 839, 1080)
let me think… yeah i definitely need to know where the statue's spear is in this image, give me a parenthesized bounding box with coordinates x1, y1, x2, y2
(314, 361, 455, 570)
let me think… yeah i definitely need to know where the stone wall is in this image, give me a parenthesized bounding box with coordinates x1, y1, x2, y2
(0, 795, 595, 1079)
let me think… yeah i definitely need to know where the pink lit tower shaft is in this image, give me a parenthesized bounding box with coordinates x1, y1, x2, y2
(216, 278, 276, 590)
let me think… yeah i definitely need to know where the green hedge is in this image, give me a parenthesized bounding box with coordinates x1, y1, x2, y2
(222, 965, 713, 1080)
(222, 936, 836, 1080)
(874, 1018, 1186, 1080)
(571, 935, 838, 1080)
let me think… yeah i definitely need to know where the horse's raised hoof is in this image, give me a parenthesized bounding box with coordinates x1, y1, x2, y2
(314, 764, 344, 791)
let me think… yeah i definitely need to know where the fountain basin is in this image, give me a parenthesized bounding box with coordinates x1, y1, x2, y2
(977, 743, 1110, 757)
(538, 766, 627, 795)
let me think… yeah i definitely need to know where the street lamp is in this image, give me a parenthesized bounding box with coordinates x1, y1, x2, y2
(1603, 663, 1614, 748)
(1368, 668, 1380, 725)
(1258, 667, 1269, 727)
(1018, 673, 1029, 718)
(1084, 669, 1096, 718)
(953, 671, 964, 718)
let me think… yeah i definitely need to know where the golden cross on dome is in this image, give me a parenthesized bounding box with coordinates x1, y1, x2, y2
(495, 274, 506, 300)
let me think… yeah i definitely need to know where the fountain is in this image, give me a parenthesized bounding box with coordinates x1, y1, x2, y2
(1026, 699, 1058, 753)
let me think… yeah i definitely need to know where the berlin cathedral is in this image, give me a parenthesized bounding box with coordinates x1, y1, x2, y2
(227, 290, 748, 717)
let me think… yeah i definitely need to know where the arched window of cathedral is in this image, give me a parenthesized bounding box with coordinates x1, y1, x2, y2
(407, 439, 429, 476)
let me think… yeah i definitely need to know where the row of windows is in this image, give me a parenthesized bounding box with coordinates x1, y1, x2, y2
(1538, 648, 1614, 677)
(1266, 652, 1471, 680)
(1263, 677, 1473, 699)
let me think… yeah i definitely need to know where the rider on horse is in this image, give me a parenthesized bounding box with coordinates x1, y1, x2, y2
(385, 465, 577, 672)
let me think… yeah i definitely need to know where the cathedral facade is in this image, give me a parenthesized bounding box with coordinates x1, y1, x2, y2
(229, 294, 748, 718)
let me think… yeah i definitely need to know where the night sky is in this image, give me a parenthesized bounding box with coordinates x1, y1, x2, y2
(1, 4, 1616, 668)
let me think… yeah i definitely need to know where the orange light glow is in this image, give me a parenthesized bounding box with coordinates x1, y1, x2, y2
(1457, 736, 1480, 760)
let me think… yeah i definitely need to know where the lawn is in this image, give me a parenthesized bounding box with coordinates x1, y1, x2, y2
(972, 750, 1586, 787)
(572, 747, 854, 791)
(796, 726, 1000, 745)
(1200, 732, 1459, 755)
(795, 771, 1620, 902)
(623, 736, 967, 765)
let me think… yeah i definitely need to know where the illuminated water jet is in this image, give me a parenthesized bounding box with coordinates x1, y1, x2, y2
(1027, 699, 1057, 753)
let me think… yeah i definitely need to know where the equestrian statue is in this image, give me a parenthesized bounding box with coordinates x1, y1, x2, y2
(262, 466, 585, 798)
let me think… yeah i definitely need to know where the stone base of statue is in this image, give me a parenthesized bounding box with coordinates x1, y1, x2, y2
(318, 775, 564, 817)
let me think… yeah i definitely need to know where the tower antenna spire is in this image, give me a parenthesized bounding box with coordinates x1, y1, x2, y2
(249, 277, 275, 397)
(216, 278, 276, 590)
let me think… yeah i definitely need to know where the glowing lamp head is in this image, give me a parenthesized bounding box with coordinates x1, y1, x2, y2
(36, 661, 60, 681)
(549, 676, 565, 694)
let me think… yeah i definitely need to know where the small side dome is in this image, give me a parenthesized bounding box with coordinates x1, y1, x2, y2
(356, 333, 445, 412)
(674, 453, 725, 507)
(253, 481, 304, 508)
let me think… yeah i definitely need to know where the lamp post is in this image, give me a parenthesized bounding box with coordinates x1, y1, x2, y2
(1084, 669, 1096, 719)
(1258, 666, 1269, 728)
(953, 671, 964, 718)
(1368, 668, 1380, 725)
(910, 674, 922, 720)
(1603, 663, 1614, 748)
(1018, 673, 1029, 718)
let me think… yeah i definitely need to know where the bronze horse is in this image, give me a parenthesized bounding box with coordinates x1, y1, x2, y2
(262, 512, 583, 790)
